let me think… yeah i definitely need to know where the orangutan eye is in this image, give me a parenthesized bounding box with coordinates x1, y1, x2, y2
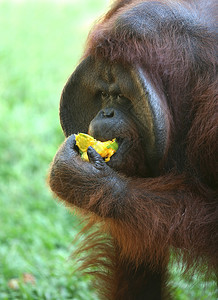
(101, 91, 109, 97)
(116, 94, 124, 103)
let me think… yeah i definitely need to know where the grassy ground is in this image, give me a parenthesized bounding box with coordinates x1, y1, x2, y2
(0, 0, 216, 299)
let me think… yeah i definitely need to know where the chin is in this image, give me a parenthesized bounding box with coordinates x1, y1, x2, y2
(107, 137, 150, 177)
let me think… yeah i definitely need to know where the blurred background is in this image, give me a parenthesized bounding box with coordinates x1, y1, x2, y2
(0, 0, 216, 299)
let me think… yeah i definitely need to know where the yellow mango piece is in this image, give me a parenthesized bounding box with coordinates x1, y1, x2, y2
(75, 133, 118, 162)
(75, 133, 95, 153)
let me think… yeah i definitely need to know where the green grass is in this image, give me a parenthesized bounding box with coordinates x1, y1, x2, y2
(0, 0, 106, 299)
(0, 0, 216, 299)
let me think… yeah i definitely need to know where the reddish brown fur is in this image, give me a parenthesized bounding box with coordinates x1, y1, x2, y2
(49, 0, 217, 299)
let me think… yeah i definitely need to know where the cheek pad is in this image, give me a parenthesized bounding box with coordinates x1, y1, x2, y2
(60, 56, 168, 170)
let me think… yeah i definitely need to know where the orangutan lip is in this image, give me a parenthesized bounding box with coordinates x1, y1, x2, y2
(116, 137, 123, 148)
(93, 135, 123, 146)
(109, 137, 123, 160)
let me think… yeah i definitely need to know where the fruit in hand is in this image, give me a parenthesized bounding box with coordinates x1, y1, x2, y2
(75, 133, 118, 162)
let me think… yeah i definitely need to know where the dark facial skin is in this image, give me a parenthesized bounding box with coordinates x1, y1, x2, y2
(88, 96, 150, 177)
